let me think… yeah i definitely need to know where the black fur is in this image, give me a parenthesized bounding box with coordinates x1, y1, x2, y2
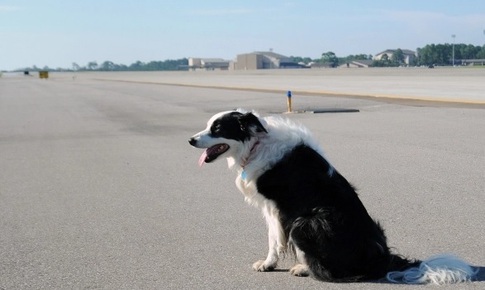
(209, 112, 265, 141)
(238, 112, 268, 134)
(256, 144, 419, 282)
(209, 112, 247, 141)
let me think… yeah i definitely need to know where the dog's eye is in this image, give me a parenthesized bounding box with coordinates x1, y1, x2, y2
(211, 123, 222, 135)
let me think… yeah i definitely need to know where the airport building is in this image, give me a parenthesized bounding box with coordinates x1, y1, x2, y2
(234, 51, 302, 70)
(188, 58, 230, 71)
(373, 49, 417, 65)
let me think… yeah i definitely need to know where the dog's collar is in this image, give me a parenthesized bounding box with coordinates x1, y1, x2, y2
(241, 140, 260, 169)
(241, 140, 261, 181)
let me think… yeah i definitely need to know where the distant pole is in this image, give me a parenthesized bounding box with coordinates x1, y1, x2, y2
(452, 34, 456, 66)
(287, 91, 292, 113)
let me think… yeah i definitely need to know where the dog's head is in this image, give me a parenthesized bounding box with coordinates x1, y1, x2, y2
(189, 110, 267, 166)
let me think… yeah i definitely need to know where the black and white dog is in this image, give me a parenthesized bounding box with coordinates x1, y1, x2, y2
(188, 109, 477, 285)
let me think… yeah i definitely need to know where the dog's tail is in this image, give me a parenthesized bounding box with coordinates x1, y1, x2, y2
(386, 254, 478, 285)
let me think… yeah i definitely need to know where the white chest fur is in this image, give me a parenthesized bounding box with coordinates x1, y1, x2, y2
(235, 174, 287, 255)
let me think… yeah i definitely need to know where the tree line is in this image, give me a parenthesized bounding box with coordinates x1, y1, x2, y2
(15, 43, 485, 72)
(291, 52, 371, 68)
(72, 58, 189, 71)
(17, 58, 189, 72)
(417, 43, 485, 66)
(293, 43, 485, 68)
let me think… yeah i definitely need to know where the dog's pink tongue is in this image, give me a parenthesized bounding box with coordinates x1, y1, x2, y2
(198, 150, 207, 167)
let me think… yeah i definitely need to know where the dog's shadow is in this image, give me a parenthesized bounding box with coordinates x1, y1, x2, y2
(271, 269, 290, 273)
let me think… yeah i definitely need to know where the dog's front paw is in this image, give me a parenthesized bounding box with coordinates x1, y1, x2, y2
(289, 264, 310, 277)
(252, 260, 276, 272)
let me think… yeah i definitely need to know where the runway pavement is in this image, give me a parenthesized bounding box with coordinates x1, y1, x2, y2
(70, 67, 485, 105)
(0, 72, 484, 289)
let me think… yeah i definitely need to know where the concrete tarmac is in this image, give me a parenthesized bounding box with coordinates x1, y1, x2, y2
(71, 67, 485, 105)
(0, 72, 484, 289)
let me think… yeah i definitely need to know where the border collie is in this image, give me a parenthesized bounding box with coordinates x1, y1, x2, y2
(188, 109, 477, 285)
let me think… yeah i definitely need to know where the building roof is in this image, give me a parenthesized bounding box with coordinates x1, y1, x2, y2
(200, 58, 228, 63)
(375, 49, 416, 56)
(252, 51, 289, 59)
(352, 60, 373, 66)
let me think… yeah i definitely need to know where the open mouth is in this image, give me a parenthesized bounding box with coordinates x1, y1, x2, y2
(198, 143, 230, 166)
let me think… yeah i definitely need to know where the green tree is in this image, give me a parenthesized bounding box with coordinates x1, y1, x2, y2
(391, 49, 404, 65)
(477, 46, 485, 59)
(417, 44, 451, 65)
(99, 61, 116, 71)
(129, 61, 144, 71)
(372, 54, 390, 67)
(87, 61, 98, 70)
(321, 51, 339, 67)
(459, 44, 481, 60)
(72, 63, 81, 71)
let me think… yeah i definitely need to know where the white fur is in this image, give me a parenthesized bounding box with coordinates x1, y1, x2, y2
(192, 110, 479, 284)
(235, 162, 286, 272)
(195, 110, 333, 272)
(289, 247, 310, 277)
(232, 111, 336, 273)
(238, 114, 332, 174)
(190, 110, 244, 158)
(191, 110, 478, 284)
(251, 202, 286, 271)
(233, 111, 333, 197)
(386, 254, 478, 285)
(193, 109, 333, 183)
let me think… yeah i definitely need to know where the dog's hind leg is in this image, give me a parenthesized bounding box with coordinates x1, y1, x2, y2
(253, 204, 285, 272)
(289, 245, 310, 277)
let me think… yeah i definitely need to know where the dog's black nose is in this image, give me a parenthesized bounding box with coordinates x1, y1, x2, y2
(188, 138, 197, 146)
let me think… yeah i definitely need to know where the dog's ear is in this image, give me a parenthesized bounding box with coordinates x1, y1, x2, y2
(238, 112, 268, 134)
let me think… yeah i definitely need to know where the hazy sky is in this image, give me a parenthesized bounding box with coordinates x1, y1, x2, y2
(1, 0, 485, 70)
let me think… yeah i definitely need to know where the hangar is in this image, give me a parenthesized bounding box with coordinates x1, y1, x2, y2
(235, 51, 302, 70)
